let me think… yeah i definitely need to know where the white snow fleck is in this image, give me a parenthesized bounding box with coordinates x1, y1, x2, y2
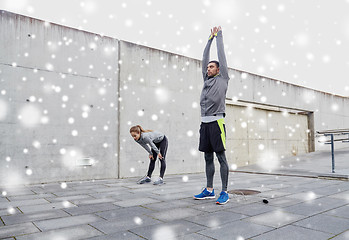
(186, 130, 193, 137)
(68, 118, 74, 124)
(32, 141, 41, 149)
(231, 164, 237, 170)
(134, 216, 143, 225)
(182, 175, 189, 182)
(26, 168, 33, 175)
(62, 95, 69, 102)
(45, 63, 54, 71)
(7, 207, 15, 215)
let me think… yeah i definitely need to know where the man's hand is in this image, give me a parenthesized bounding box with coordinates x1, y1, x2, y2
(158, 153, 163, 160)
(149, 154, 154, 160)
(210, 26, 222, 38)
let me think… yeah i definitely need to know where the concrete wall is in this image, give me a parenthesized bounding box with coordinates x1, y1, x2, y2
(0, 11, 119, 185)
(1, 10, 348, 184)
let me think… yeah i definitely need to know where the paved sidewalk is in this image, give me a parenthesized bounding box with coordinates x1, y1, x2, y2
(0, 150, 349, 239)
(237, 147, 349, 179)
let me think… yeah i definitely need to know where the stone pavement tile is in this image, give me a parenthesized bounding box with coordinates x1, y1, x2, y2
(172, 233, 214, 240)
(284, 196, 348, 216)
(325, 205, 349, 219)
(294, 180, 338, 189)
(334, 182, 349, 192)
(0, 197, 9, 203)
(95, 206, 154, 220)
(148, 207, 204, 222)
(0, 187, 33, 197)
(329, 190, 349, 202)
(2, 209, 70, 225)
(151, 192, 193, 201)
(34, 213, 104, 231)
(266, 196, 307, 208)
(285, 191, 323, 201)
(102, 182, 135, 188)
(263, 183, 293, 190)
(90, 215, 162, 234)
(331, 230, 349, 240)
(309, 185, 348, 196)
(71, 198, 116, 206)
(0, 207, 21, 216)
(0, 198, 49, 209)
(18, 201, 76, 214)
(198, 219, 274, 239)
(63, 202, 121, 216)
(94, 186, 132, 193)
(114, 197, 161, 207)
(186, 210, 248, 227)
(88, 191, 133, 200)
(244, 209, 305, 228)
(7, 193, 56, 201)
(45, 194, 92, 202)
(85, 230, 143, 240)
(228, 202, 280, 216)
(293, 214, 349, 235)
(53, 189, 97, 197)
(251, 225, 334, 240)
(15, 224, 103, 240)
(129, 220, 205, 239)
(143, 199, 196, 211)
(71, 184, 109, 190)
(190, 200, 238, 213)
(257, 190, 293, 199)
(0, 222, 40, 239)
(150, 187, 193, 196)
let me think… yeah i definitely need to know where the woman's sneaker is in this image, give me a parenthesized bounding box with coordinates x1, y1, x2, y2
(194, 188, 215, 200)
(216, 191, 229, 205)
(153, 177, 164, 185)
(137, 176, 151, 184)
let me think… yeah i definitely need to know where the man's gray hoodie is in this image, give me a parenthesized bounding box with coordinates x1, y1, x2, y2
(200, 30, 230, 117)
(135, 131, 164, 155)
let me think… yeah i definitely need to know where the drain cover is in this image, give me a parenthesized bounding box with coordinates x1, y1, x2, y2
(228, 189, 261, 195)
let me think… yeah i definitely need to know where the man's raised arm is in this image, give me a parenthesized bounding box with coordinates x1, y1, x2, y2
(202, 30, 215, 79)
(216, 27, 229, 80)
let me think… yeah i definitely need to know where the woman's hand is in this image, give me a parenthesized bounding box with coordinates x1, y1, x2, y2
(158, 153, 163, 160)
(149, 154, 154, 160)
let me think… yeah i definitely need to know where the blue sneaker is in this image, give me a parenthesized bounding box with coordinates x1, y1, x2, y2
(216, 191, 229, 205)
(194, 188, 215, 200)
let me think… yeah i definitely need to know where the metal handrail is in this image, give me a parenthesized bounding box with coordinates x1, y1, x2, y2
(316, 129, 349, 173)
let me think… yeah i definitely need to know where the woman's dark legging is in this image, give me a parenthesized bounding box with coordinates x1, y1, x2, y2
(147, 136, 168, 179)
(205, 151, 229, 192)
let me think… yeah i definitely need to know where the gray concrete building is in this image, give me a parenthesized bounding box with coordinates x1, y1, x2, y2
(1, 10, 348, 184)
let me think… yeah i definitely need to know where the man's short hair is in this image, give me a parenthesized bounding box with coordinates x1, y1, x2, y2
(208, 60, 219, 68)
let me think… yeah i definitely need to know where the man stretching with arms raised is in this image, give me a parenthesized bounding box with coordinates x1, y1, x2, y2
(194, 26, 230, 205)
